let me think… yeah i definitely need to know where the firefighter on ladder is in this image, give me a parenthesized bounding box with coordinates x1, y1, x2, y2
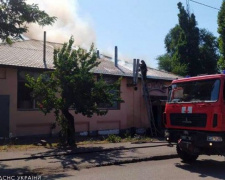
(139, 60, 147, 81)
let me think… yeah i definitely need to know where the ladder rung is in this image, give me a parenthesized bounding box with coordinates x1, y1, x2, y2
(141, 79, 158, 137)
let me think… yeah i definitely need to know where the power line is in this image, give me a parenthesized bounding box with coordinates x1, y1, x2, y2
(189, 0, 220, 11)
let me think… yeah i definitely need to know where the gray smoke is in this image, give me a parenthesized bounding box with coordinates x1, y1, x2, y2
(25, 0, 96, 48)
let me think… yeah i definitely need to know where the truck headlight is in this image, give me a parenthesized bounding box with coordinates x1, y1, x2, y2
(207, 136, 223, 142)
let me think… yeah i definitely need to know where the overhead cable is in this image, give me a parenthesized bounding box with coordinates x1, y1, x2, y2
(189, 0, 220, 11)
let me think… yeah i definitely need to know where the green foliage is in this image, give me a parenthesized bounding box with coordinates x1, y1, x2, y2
(165, 25, 182, 55)
(124, 133, 132, 141)
(0, 0, 56, 42)
(171, 61, 187, 76)
(176, 2, 200, 76)
(218, 57, 225, 70)
(199, 29, 219, 74)
(218, 1, 225, 70)
(157, 54, 173, 72)
(26, 37, 122, 146)
(158, 2, 219, 76)
(106, 134, 122, 143)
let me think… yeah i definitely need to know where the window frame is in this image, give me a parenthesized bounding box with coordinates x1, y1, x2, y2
(97, 75, 121, 110)
(169, 78, 221, 103)
(17, 69, 43, 111)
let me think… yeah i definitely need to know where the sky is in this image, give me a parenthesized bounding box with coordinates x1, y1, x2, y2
(25, 0, 223, 69)
(77, 0, 222, 68)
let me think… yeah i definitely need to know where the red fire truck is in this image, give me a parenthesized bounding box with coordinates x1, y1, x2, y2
(165, 74, 225, 162)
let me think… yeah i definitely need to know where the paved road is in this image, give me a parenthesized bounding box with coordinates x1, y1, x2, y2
(50, 155, 225, 180)
(0, 143, 176, 176)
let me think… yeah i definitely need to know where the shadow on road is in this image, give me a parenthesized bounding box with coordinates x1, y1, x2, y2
(0, 145, 138, 177)
(29, 145, 138, 168)
(175, 159, 225, 179)
(0, 163, 36, 176)
(0, 162, 73, 179)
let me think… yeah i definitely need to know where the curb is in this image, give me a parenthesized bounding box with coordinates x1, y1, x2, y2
(92, 154, 179, 168)
(0, 143, 175, 162)
(131, 141, 168, 144)
(33, 154, 179, 175)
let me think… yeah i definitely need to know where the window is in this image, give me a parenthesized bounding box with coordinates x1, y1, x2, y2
(169, 79, 220, 103)
(97, 75, 120, 110)
(17, 70, 40, 109)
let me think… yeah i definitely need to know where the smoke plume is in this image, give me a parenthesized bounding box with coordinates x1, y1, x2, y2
(25, 0, 96, 48)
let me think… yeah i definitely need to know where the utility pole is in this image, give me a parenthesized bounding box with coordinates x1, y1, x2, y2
(186, 0, 190, 17)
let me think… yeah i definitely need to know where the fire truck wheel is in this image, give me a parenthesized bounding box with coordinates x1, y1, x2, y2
(176, 144, 198, 163)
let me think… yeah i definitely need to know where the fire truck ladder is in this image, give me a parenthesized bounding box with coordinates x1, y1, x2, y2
(141, 77, 157, 137)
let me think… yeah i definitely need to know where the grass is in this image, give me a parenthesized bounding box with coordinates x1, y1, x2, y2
(0, 135, 154, 152)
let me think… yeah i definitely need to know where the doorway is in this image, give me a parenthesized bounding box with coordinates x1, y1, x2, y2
(0, 95, 10, 138)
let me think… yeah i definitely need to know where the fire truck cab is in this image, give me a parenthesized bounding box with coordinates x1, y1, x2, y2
(165, 74, 225, 162)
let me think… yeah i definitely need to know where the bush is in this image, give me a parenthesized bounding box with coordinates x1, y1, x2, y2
(106, 134, 122, 143)
(124, 132, 132, 141)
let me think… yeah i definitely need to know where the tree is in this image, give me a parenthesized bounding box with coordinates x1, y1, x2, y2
(176, 2, 200, 76)
(157, 53, 187, 76)
(159, 24, 188, 76)
(164, 25, 182, 56)
(0, 0, 56, 43)
(157, 54, 172, 72)
(218, 0, 225, 70)
(158, 2, 218, 76)
(199, 29, 219, 74)
(26, 37, 122, 146)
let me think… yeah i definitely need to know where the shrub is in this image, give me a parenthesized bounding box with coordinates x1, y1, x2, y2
(106, 134, 122, 143)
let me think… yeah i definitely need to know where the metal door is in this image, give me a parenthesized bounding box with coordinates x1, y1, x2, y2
(0, 95, 9, 138)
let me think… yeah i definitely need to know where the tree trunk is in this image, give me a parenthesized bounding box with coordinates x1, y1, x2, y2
(62, 109, 76, 147)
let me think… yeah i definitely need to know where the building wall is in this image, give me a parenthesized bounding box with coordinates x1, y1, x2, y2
(0, 67, 169, 137)
(0, 68, 56, 136)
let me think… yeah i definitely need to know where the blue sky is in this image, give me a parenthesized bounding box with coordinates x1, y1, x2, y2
(78, 0, 222, 69)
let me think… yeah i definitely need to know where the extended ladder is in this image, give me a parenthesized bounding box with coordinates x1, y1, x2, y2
(132, 59, 157, 137)
(141, 76, 157, 137)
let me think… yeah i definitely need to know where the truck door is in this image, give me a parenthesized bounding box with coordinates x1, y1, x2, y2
(221, 80, 225, 130)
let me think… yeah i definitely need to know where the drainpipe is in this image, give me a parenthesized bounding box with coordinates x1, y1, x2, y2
(97, 50, 100, 58)
(115, 46, 118, 67)
(43, 31, 46, 67)
(133, 59, 136, 84)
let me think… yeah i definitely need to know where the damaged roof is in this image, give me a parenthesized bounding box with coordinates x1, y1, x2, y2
(0, 39, 179, 80)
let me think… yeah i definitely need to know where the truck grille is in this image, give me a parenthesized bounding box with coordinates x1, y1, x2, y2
(170, 113, 207, 127)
